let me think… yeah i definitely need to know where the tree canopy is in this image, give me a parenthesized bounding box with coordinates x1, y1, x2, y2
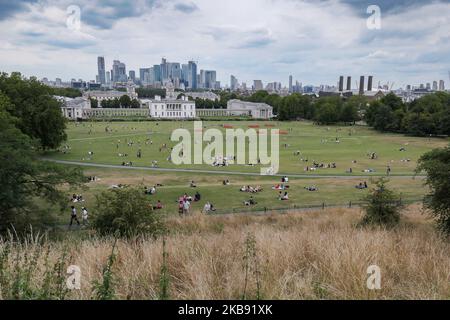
(0, 72, 67, 149)
(417, 145, 450, 235)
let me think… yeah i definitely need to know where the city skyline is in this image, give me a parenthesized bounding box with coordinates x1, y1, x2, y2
(0, 0, 449, 87)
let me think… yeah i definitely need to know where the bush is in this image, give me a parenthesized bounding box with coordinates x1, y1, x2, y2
(93, 187, 165, 238)
(360, 178, 403, 227)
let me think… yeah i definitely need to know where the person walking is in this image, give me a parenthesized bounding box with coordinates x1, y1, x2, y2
(69, 206, 80, 228)
(81, 207, 89, 226)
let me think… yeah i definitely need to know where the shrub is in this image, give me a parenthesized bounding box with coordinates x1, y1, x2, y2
(92, 187, 165, 238)
(360, 178, 403, 227)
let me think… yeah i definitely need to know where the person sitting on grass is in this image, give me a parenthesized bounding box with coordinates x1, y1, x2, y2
(203, 201, 216, 213)
(244, 196, 257, 206)
(194, 191, 201, 202)
(355, 182, 368, 189)
(305, 186, 318, 191)
(153, 200, 163, 210)
(280, 192, 289, 200)
(190, 180, 197, 188)
(223, 179, 230, 185)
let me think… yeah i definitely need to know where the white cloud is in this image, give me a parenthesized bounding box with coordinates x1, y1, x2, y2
(0, 0, 449, 88)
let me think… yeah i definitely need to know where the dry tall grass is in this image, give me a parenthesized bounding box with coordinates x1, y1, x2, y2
(1, 206, 449, 300)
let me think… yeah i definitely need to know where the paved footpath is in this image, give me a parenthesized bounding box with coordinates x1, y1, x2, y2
(42, 158, 422, 179)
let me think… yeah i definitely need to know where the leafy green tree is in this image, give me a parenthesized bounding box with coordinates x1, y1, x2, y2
(93, 187, 165, 238)
(90, 98, 98, 108)
(119, 95, 131, 108)
(131, 99, 141, 109)
(50, 87, 82, 98)
(340, 103, 358, 123)
(0, 72, 67, 149)
(372, 104, 394, 131)
(380, 92, 404, 111)
(0, 97, 84, 233)
(360, 178, 403, 227)
(315, 102, 338, 124)
(417, 145, 450, 235)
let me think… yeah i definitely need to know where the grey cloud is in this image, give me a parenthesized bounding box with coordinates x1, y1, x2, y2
(80, 0, 160, 29)
(174, 2, 199, 13)
(339, 0, 449, 15)
(0, 0, 37, 20)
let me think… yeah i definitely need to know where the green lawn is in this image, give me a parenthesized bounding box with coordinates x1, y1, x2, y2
(46, 120, 448, 220)
(46, 120, 448, 176)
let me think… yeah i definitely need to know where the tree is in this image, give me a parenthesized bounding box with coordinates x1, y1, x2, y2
(360, 178, 403, 227)
(381, 92, 404, 111)
(119, 95, 131, 108)
(131, 99, 141, 109)
(416, 145, 450, 235)
(315, 102, 338, 124)
(0, 72, 67, 149)
(90, 98, 98, 108)
(0, 97, 84, 233)
(93, 187, 165, 238)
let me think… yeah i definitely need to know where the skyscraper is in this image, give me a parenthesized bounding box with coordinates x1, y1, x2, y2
(439, 80, 445, 91)
(181, 64, 189, 84)
(97, 56, 106, 85)
(289, 75, 293, 93)
(230, 75, 238, 91)
(139, 68, 150, 85)
(199, 70, 216, 89)
(153, 65, 162, 84)
(112, 60, 126, 83)
(187, 61, 197, 89)
(253, 80, 263, 91)
(160, 58, 169, 82)
(205, 70, 216, 89)
(432, 81, 438, 91)
(129, 70, 136, 83)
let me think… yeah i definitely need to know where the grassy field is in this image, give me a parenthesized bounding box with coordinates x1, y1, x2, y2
(43, 120, 449, 220)
(2, 206, 449, 300)
(59, 166, 427, 219)
(46, 120, 449, 176)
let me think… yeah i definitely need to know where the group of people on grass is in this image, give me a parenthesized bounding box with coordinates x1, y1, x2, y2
(355, 181, 368, 189)
(240, 185, 263, 193)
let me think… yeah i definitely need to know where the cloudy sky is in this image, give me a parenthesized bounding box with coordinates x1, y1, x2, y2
(0, 0, 449, 88)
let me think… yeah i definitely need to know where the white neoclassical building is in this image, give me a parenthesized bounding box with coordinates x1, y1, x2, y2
(226, 99, 274, 119)
(57, 96, 91, 120)
(142, 82, 196, 119)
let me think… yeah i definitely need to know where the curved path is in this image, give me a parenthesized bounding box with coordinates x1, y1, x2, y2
(42, 158, 422, 179)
